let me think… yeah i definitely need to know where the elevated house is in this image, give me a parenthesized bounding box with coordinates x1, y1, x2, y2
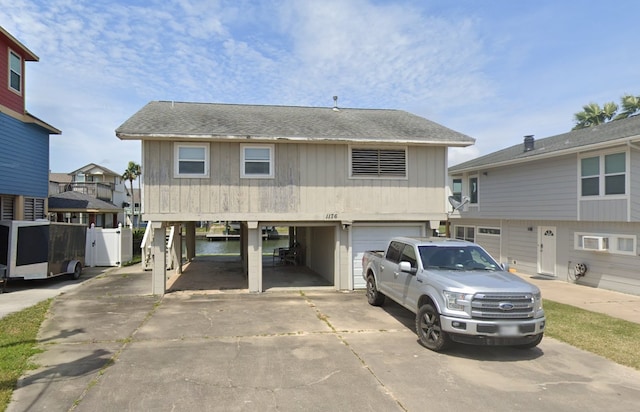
(116, 101, 475, 294)
(449, 115, 640, 295)
(49, 163, 127, 227)
(0, 26, 60, 220)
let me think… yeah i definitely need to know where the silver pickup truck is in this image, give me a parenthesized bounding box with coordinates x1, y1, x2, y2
(362, 237, 545, 351)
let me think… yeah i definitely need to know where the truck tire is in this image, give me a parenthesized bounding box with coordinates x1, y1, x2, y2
(366, 275, 385, 306)
(512, 333, 543, 349)
(416, 303, 451, 351)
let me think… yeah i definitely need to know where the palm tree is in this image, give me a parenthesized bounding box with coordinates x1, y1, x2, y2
(122, 161, 141, 228)
(572, 102, 618, 130)
(614, 94, 640, 120)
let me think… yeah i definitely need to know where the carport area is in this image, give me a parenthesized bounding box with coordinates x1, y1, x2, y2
(167, 255, 333, 293)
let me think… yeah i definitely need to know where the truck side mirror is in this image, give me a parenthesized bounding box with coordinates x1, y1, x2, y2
(399, 261, 417, 274)
(501, 262, 510, 272)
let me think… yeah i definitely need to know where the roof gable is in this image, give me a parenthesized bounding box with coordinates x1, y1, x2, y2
(450, 115, 640, 173)
(116, 101, 475, 147)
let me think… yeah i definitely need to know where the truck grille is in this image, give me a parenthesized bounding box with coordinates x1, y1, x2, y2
(470, 293, 535, 319)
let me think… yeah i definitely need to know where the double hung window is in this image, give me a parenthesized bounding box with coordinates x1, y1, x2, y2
(580, 152, 626, 196)
(9, 50, 21, 93)
(174, 143, 209, 178)
(241, 145, 274, 178)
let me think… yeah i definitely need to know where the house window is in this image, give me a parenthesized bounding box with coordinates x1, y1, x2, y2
(351, 148, 407, 178)
(469, 176, 478, 204)
(575, 232, 636, 255)
(241, 144, 274, 178)
(174, 143, 209, 178)
(454, 226, 475, 242)
(452, 178, 462, 202)
(580, 152, 626, 196)
(9, 50, 21, 93)
(478, 227, 501, 236)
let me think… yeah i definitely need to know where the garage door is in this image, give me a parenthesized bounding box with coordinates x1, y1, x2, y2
(352, 225, 423, 289)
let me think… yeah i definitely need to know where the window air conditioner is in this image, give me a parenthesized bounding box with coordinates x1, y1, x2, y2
(582, 236, 608, 251)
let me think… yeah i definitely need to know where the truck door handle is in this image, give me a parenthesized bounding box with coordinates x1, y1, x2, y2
(380, 265, 385, 271)
(393, 271, 400, 278)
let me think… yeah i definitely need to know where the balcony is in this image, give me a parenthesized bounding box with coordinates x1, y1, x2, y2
(59, 182, 114, 201)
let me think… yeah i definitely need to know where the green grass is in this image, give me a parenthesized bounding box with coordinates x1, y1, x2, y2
(0, 299, 51, 411)
(544, 300, 640, 370)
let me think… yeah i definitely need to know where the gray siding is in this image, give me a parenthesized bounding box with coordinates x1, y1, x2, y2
(460, 155, 578, 221)
(579, 199, 627, 221)
(143, 141, 447, 221)
(631, 149, 640, 221)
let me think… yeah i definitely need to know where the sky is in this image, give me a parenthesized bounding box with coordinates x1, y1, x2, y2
(2, 0, 639, 175)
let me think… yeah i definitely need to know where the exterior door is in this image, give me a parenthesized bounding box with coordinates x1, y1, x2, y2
(538, 226, 556, 276)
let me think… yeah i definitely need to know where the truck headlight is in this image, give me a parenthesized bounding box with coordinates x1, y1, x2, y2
(533, 292, 543, 312)
(443, 291, 472, 311)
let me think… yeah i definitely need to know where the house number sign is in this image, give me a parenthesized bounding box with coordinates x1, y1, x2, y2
(325, 213, 338, 219)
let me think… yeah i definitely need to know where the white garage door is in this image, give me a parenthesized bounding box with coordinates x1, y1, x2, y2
(352, 225, 423, 289)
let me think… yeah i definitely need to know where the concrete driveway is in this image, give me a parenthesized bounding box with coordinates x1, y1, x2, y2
(7, 266, 640, 412)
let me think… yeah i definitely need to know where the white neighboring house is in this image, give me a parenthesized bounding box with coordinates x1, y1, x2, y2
(116, 101, 475, 294)
(448, 115, 640, 296)
(49, 163, 127, 226)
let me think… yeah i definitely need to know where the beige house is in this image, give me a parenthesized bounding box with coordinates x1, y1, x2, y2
(116, 101, 474, 294)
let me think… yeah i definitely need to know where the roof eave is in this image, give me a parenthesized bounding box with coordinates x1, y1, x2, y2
(450, 134, 640, 174)
(116, 132, 474, 147)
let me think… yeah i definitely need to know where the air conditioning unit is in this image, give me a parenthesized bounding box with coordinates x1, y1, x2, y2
(582, 236, 608, 251)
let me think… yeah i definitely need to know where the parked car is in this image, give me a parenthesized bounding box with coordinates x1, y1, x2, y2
(362, 237, 545, 351)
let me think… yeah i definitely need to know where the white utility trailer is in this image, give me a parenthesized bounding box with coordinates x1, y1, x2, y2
(0, 220, 86, 292)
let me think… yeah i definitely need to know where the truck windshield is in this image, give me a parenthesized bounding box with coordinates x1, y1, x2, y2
(418, 245, 500, 271)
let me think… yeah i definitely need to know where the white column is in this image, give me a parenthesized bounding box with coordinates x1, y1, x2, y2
(246, 223, 262, 292)
(152, 226, 167, 295)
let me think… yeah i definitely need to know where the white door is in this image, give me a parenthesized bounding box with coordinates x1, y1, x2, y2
(352, 225, 423, 289)
(538, 226, 556, 276)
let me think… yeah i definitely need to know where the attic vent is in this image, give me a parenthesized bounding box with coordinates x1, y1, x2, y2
(351, 148, 406, 177)
(524, 135, 535, 152)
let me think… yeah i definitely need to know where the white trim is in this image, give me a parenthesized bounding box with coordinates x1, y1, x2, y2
(8, 49, 22, 95)
(578, 148, 628, 199)
(574, 232, 636, 255)
(173, 142, 210, 178)
(240, 144, 274, 179)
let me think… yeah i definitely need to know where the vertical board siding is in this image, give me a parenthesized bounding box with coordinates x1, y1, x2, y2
(0, 113, 49, 197)
(144, 141, 446, 218)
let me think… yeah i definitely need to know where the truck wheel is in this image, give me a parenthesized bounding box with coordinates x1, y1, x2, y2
(71, 263, 82, 280)
(512, 333, 543, 349)
(416, 304, 451, 351)
(366, 275, 385, 306)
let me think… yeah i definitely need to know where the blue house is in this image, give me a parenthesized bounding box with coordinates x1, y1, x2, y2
(0, 27, 60, 220)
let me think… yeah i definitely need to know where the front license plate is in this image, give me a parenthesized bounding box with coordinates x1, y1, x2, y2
(500, 325, 519, 336)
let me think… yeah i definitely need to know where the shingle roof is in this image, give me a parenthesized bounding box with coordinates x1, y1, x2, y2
(48, 191, 121, 212)
(450, 114, 640, 173)
(116, 101, 475, 146)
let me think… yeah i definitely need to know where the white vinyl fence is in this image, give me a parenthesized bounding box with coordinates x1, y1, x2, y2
(85, 224, 133, 267)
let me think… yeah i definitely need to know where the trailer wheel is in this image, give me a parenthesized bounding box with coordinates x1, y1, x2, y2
(71, 262, 82, 280)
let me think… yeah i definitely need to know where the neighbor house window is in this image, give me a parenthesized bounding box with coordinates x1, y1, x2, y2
(452, 178, 462, 202)
(580, 152, 626, 196)
(351, 147, 407, 178)
(469, 176, 478, 204)
(9, 50, 21, 93)
(241, 144, 274, 178)
(574, 232, 636, 255)
(455, 226, 475, 242)
(174, 143, 209, 178)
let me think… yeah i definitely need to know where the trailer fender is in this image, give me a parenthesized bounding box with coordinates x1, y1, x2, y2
(63, 260, 83, 279)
